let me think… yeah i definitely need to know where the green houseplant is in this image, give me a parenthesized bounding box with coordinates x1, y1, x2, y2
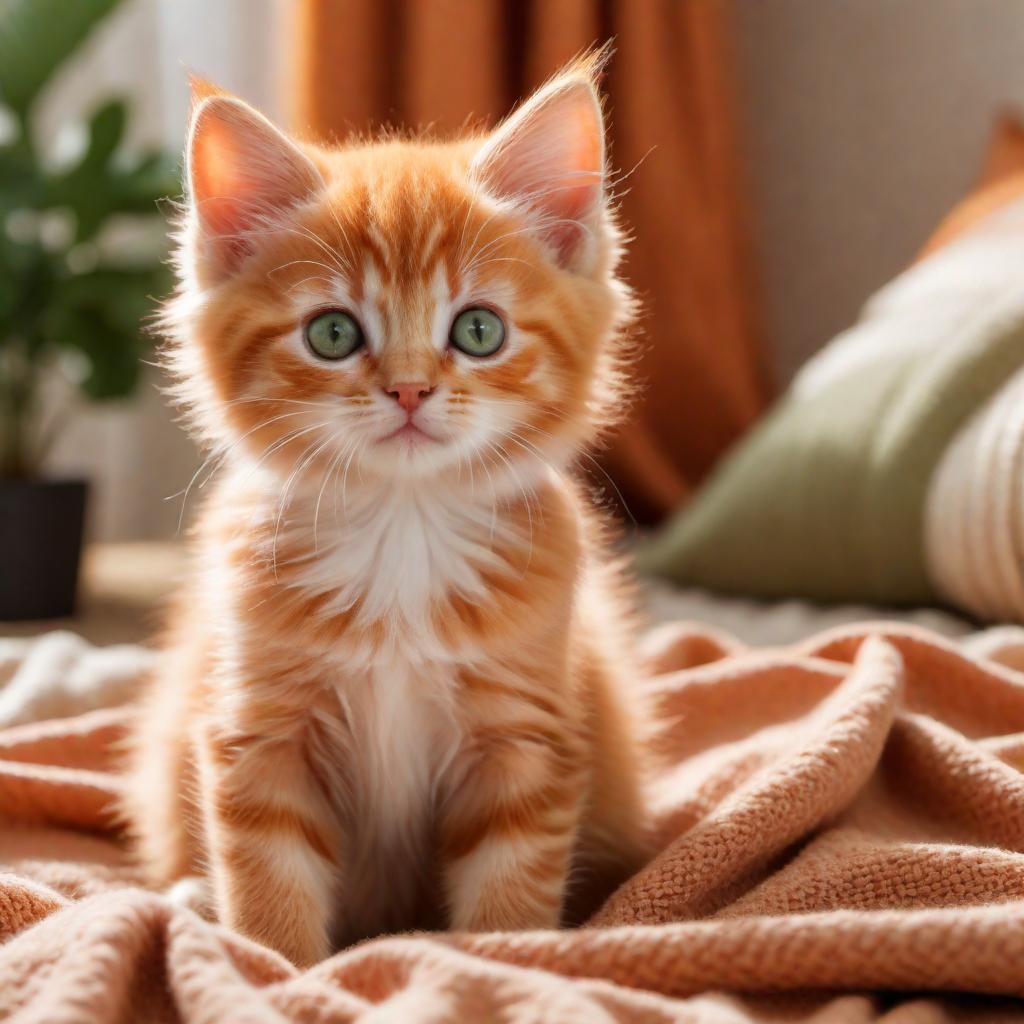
(0, 0, 178, 619)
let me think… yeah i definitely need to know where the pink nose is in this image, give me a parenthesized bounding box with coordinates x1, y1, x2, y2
(385, 382, 433, 413)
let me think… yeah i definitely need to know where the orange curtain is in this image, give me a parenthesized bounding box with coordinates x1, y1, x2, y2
(290, 0, 768, 522)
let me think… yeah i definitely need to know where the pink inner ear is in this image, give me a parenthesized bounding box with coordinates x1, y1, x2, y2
(188, 98, 321, 275)
(190, 127, 253, 266)
(474, 79, 605, 268)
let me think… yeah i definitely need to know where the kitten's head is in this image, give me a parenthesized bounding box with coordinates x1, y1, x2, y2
(166, 57, 633, 497)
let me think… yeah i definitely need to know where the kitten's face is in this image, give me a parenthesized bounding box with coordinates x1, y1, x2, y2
(171, 68, 629, 495)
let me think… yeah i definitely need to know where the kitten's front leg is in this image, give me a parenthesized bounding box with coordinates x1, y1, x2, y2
(198, 729, 340, 967)
(441, 719, 586, 931)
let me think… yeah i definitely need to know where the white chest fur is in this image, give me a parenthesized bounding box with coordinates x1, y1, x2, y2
(288, 481, 515, 658)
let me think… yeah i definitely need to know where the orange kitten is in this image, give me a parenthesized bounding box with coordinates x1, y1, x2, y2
(123, 56, 650, 966)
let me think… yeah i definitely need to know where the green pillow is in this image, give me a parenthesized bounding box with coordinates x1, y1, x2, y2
(638, 231, 1024, 607)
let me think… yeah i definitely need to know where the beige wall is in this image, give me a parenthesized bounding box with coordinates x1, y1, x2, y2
(732, 0, 1024, 383)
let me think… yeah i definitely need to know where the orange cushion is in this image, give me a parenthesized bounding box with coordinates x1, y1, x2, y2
(919, 112, 1024, 257)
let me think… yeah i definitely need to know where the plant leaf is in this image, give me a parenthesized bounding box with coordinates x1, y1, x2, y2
(44, 99, 127, 240)
(44, 103, 179, 242)
(78, 98, 126, 171)
(46, 298, 141, 400)
(0, 141, 41, 209)
(43, 261, 170, 399)
(0, 0, 124, 115)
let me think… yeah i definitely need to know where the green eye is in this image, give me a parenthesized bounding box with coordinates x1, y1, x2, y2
(305, 310, 363, 360)
(450, 308, 506, 358)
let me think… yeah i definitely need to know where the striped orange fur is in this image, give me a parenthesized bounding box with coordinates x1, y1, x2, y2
(122, 55, 651, 966)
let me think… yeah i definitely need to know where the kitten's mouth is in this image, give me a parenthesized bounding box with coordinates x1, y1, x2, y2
(378, 422, 439, 445)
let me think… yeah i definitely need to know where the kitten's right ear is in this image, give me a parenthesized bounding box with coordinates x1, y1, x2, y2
(187, 94, 323, 277)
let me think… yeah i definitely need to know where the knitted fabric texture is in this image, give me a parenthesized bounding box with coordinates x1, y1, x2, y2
(2, 625, 1024, 1021)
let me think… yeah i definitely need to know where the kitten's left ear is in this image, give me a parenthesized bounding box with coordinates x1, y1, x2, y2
(471, 69, 606, 273)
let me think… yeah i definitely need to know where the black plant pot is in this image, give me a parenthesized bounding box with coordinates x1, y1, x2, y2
(0, 478, 88, 621)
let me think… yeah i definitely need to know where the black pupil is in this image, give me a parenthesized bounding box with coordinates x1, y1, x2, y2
(470, 317, 485, 343)
(330, 320, 343, 340)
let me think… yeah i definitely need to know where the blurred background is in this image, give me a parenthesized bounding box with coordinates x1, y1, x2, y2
(7, 0, 1024, 640)
(21, 0, 1024, 540)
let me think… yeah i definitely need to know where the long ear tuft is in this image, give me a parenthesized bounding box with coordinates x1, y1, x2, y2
(471, 56, 608, 272)
(188, 74, 229, 104)
(187, 95, 323, 278)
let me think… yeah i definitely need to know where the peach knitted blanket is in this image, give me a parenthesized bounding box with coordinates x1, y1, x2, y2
(2, 623, 1024, 1022)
